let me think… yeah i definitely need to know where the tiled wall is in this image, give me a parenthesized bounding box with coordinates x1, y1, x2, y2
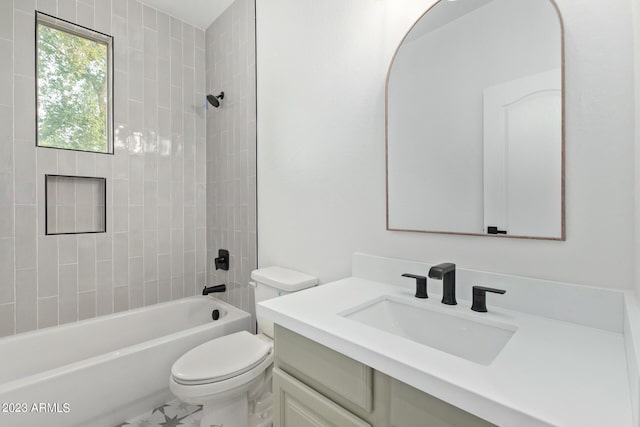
(0, 0, 207, 337)
(205, 0, 257, 325)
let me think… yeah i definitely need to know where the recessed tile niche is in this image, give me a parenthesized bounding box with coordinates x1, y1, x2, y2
(45, 175, 106, 235)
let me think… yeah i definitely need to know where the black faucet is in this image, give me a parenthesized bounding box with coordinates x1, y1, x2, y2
(202, 284, 226, 296)
(428, 263, 457, 305)
(402, 274, 428, 299)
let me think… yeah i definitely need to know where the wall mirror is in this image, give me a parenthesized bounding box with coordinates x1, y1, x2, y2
(386, 0, 564, 240)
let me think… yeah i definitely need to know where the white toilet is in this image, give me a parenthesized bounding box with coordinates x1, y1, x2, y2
(170, 266, 318, 427)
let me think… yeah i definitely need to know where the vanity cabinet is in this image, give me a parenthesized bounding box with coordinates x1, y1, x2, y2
(273, 368, 371, 427)
(273, 325, 494, 427)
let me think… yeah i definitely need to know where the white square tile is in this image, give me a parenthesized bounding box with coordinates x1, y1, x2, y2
(113, 147, 130, 180)
(128, 49, 144, 102)
(143, 230, 157, 281)
(113, 0, 127, 18)
(77, 235, 96, 291)
(142, 4, 156, 30)
(113, 284, 129, 312)
(14, 138, 36, 204)
(129, 155, 144, 204)
(182, 24, 194, 67)
(171, 276, 183, 300)
(58, 0, 77, 22)
(0, 0, 13, 41)
(127, 0, 143, 50)
(59, 263, 78, 296)
(95, 0, 112, 34)
(15, 205, 36, 269)
(0, 238, 14, 304)
(57, 151, 77, 175)
(97, 259, 113, 290)
(58, 235, 78, 265)
(15, 268, 37, 333)
(96, 234, 113, 261)
(0, 303, 15, 337)
(76, 151, 96, 176)
(0, 172, 14, 237)
(170, 38, 182, 86)
(0, 39, 12, 106)
(113, 232, 129, 286)
(59, 292, 78, 325)
(76, 0, 94, 27)
(170, 16, 181, 40)
(143, 280, 157, 305)
(130, 282, 143, 308)
(129, 256, 143, 307)
(37, 0, 58, 16)
(78, 290, 96, 320)
(37, 296, 58, 328)
(37, 236, 58, 297)
(13, 10, 33, 77)
(157, 226, 170, 254)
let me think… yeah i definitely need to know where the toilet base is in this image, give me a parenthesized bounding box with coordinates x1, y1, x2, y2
(200, 396, 249, 427)
(197, 375, 273, 427)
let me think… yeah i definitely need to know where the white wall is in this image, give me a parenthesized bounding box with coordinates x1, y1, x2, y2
(257, 0, 636, 290)
(634, 0, 640, 296)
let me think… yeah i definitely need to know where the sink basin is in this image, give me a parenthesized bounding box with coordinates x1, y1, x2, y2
(341, 297, 516, 365)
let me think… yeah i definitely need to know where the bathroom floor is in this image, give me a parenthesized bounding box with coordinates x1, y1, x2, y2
(115, 400, 203, 427)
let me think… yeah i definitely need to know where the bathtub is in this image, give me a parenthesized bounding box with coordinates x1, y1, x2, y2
(0, 296, 251, 427)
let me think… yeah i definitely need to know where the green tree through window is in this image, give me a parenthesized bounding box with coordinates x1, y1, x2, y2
(37, 16, 112, 153)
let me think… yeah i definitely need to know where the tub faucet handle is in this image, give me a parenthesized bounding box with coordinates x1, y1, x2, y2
(214, 249, 229, 271)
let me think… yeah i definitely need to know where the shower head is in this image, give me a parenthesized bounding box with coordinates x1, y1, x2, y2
(206, 92, 225, 108)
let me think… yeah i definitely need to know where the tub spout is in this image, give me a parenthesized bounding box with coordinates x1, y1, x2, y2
(202, 284, 226, 296)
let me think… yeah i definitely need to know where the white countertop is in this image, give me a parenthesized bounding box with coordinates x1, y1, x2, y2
(258, 277, 633, 427)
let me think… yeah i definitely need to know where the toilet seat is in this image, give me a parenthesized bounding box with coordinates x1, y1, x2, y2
(169, 348, 274, 405)
(172, 331, 272, 386)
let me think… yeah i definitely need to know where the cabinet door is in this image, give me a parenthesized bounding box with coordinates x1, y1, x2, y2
(273, 368, 371, 427)
(275, 325, 373, 412)
(389, 377, 495, 427)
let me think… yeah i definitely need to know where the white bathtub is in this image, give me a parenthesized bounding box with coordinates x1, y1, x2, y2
(0, 296, 251, 427)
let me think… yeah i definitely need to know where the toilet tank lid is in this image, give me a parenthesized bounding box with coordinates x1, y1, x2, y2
(251, 266, 318, 292)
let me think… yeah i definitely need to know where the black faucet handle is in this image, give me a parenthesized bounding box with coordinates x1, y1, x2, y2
(402, 274, 428, 299)
(215, 249, 230, 271)
(471, 286, 506, 312)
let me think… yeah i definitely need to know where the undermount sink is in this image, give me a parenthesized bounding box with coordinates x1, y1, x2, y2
(341, 297, 517, 365)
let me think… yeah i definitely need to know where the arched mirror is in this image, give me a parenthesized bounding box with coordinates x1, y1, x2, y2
(386, 0, 564, 240)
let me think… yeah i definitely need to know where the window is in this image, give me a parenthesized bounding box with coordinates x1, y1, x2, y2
(36, 12, 113, 154)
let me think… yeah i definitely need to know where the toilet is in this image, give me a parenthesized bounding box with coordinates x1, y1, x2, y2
(169, 266, 318, 427)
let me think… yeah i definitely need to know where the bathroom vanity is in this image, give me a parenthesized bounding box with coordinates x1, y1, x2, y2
(272, 325, 492, 426)
(258, 254, 638, 427)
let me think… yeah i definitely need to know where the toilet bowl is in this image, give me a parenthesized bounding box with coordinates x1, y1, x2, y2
(170, 267, 318, 427)
(170, 331, 274, 427)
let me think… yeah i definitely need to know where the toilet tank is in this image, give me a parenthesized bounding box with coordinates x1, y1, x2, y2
(250, 266, 318, 338)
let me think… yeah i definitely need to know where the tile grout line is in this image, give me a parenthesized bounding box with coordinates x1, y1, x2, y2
(11, 0, 16, 336)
